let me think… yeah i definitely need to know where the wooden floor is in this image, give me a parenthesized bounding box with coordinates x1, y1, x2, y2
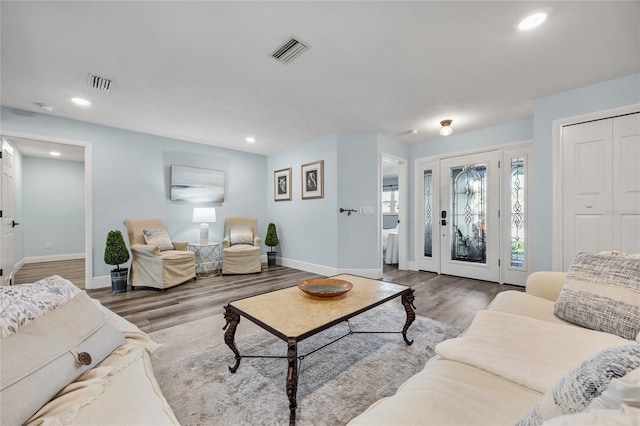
(14, 259, 85, 289)
(15, 259, 522, 333)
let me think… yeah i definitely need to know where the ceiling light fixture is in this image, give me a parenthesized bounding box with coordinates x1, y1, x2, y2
(439, 120, 453, 136)
(49, 151, 61, 157)
(34, 102, 54, 112)
(518, 12, 547, 30)
(71, 97, 91, 106)
(245, 137, 256, 143)
(411, 129, 418, 135)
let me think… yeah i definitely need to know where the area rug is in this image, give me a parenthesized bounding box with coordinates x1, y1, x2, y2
(149, 299, 461, 426)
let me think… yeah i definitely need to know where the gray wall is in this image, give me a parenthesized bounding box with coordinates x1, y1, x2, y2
(23, 157, 84, 257)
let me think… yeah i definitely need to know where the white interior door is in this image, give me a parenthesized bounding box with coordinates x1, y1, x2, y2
(416, 159, 440, 273)
(440, 151, 500, 282)
(561, 112, 639, 270)
(612, 113, 640, 254)
(1, 140, 15, 286)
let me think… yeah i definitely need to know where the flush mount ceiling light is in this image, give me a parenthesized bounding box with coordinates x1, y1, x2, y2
(71, 97, 91, 106)
(410, 129, 419, 135)
(439, 120, 453, 136)
(49, 151, 61, 157)
(518, 12, 547, 30)
(34, 102, 54, 112)
(245, 137, 256, 143)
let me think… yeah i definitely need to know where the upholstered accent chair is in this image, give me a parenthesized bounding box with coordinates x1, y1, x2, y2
(222, 217, 262, 275)
(122, 218, 196, 290)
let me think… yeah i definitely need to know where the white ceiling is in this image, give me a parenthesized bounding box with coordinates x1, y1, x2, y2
(3, 137, 85, 162)
(1, 1, 638, 156)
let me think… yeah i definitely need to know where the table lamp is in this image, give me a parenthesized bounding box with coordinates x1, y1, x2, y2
(192, 208, 216, 245)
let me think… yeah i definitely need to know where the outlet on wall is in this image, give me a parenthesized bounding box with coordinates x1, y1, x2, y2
(45, 242, 52, 249)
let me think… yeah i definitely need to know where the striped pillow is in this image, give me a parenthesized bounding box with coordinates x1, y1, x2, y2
(554, 252, 640, 340)
(142, 229, 174, 251)
(516, 344, 640, 426)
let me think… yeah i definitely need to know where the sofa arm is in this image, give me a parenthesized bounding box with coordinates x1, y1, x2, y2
(131, 244, 160, 257)
(525, 271, 567, 302)
(172, 241, 189, 251)
(253, 236, 261, 247)
(222, 237, 231, 249)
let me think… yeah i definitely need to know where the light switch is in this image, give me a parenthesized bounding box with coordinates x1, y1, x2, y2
(361, 206, 375, 215)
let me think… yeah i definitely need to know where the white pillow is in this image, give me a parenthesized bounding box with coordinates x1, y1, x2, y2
(587, 367, 640, 410)
(543, 405, 640, 425)
(142, 229, 174, 251)
(229, 226, 254, 245)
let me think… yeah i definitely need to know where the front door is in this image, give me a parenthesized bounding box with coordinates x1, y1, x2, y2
(1, 139, 15, 286)
(439, 151, 500, 282)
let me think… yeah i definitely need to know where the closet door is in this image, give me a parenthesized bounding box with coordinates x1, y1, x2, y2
(612, 113, 640, 254)
(561, 112, 640, 270)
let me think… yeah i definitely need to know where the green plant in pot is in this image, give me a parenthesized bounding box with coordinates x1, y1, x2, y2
(264, 223, 279, 267)
(104, 230, 130, 294)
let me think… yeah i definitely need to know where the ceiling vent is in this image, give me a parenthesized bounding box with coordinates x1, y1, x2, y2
(271, 38, 308, 64)
(87, 73, 114, 92)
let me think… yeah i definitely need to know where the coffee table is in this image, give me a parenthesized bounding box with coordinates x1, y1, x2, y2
(222, 274, 416, 425)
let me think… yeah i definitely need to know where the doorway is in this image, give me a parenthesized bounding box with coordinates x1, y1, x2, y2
(381, 154, 407, 271)
(415, 144, 533, 285)
(0, 132, 92, 288)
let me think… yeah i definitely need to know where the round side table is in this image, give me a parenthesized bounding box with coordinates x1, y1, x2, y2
(188, 242, 222, 278)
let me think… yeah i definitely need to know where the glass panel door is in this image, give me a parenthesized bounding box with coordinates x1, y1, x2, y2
(424, 170, 433, 257)
(416, 159, 439, 273)
(440, 151, 499, 282)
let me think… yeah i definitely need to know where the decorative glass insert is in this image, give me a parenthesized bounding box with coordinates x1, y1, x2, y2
(450, 164, 487, 263)
(424, 170, 433, 257)
(510, 157, 525, 268)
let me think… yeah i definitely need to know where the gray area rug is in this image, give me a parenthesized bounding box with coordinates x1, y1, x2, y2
(149, 299, 461, 426)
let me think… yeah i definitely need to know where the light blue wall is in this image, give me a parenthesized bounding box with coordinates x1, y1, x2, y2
(337, 133, 379, 270)
(408, 118, 534, 262)
(533, 73, 640, 271)
(23, 157, 84, 257)
(1, 106, 267, 277)
(266, 135, 339, 268)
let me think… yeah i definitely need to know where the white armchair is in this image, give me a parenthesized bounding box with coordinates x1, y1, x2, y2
(123, 218, 196, 290)
(222, 217, 262, 275)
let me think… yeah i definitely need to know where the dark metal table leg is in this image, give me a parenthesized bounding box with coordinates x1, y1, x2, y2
(286, 338, 298, 426)
(223, 305, 241, 373)
(401, 289, 416, 345)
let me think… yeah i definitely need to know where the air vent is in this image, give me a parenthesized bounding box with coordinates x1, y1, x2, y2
(87, 73, 114, 92)
(271, 38, 308, 64)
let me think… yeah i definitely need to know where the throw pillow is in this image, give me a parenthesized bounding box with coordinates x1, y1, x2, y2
(0, 275, 80, 338)
(229, 226, 254, 245)
(516, 344, 640, 426)
(142, 229, 174, 251)
(544, 405, 640, 425)
(554, 252, 640, 340)
(587, 367, 640, 410)
(0, 291, 125, 426)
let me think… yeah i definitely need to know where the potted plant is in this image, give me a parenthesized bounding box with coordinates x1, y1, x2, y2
(104, 230, 130, 294)
(264, 223, 279, 267)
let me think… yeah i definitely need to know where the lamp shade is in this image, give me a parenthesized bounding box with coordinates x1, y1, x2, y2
(192, 208, 216, 223)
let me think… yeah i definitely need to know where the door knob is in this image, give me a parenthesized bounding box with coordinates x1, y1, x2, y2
(12, 220, 20, 228)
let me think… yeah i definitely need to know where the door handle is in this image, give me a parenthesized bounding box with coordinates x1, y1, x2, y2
(12, 220, 20, 228)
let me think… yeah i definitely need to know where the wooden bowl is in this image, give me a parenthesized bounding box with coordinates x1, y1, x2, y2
(298, 278, 353, 298)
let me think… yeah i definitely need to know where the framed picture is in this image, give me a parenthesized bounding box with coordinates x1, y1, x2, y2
(301, 160, 324, 199)
(274, 168, 292, 201)
(170, 165, 225, 203)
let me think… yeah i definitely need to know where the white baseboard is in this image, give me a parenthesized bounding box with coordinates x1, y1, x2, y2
(91, 275, 111, 290)
(278, 257, 383, 279)
(14, 258, 26, 274)
(23, 253, 85, 264)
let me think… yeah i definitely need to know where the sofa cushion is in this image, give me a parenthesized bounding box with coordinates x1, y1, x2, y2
(143, 228, 174, 251)
(229, 225, 254, 245)
(0, 291, 125, 426)
(0, 275, 80, 338)
(554, 252, 640, 340)
(516, 344, 640, 426)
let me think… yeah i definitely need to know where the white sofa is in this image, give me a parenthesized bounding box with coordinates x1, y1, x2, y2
(349, 253, 640, 425)
(0, 276, 178, 425)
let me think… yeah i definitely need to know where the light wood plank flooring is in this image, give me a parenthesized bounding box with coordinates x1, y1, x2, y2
(15, 260, 523, 333)
(14, 259, 85, 289)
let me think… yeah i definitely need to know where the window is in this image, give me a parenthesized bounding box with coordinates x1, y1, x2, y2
(382, 188, 399, 214)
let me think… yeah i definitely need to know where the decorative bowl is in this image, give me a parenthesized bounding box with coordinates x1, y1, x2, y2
(298, 278, 353, 298)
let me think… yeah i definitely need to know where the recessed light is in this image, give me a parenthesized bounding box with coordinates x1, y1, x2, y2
(245, 137, 256, 143)
(411, 129, 418, 135)
(49, 151, 61, 157)
(71, 97, 91, 106)
(518, 12, 547, 31)
(34, 102, 54, 112)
